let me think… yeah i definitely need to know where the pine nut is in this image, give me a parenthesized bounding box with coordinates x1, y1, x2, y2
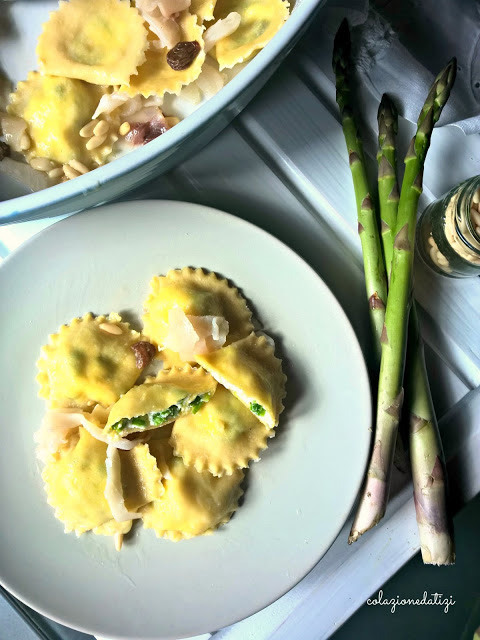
(48, 167, 64, 179)
(93, 120, 109, 137)
(99, 322, 123, 335)
(86, 134, 107, 150)
(29, 157, 55, 172)
(429, 247, 438, 264)
(437, 253, 449, 266)
(79, 120, 98, 138)
(476, 226, 480, 235)
(473, 188, 480, 204)
(119, 121, 131, 136)
(427, 236, 436, 247)
(19, 133, 31, 151)
(63, 164, 81, 180)
(68, 159, 89, 174)
(114, 533, 123, 552)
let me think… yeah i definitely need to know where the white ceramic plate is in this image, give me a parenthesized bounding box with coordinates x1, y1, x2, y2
(0, 201, 371, 639)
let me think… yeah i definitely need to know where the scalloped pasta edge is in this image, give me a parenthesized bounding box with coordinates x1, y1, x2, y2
(171, 437, 269, 476)
(142, 493, 242, 540)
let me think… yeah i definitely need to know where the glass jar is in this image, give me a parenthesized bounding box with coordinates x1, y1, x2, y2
(417, 175, 480, 277)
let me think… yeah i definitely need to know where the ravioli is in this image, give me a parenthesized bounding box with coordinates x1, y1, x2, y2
(35, 269, 289, 548)
(171, 384, 272, 475)
(120, 443, 165, 510)
(120, 13, 205, 98)
(37, 0, 148, 86)
(37, 313, 151, 410)
(213, 0, 290, 69)
(142, 439, 244, 540)
(105, 365, 218, 437)
(142, 267, 253, 364)
(195, 332, 286, 429)
(43, 428, 163, 536)
(7, 72, 102, 166)
(42, 427, 122, 535)
(95, 443, 164, 538)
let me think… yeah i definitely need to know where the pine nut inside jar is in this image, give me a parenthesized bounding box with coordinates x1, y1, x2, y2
(417, 176, 480, 277)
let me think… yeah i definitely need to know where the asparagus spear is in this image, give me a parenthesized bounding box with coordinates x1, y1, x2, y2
(377, 94, 399, 281)
(333, 19, 387, 366)
(406, 306, 455, 564)
(348, 59, 457, 542)
(376, 95, 455, 563)
(376, 94, 410, 474)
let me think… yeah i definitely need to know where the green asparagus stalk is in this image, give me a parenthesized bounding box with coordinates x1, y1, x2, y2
(348, 59, 457, 542)
(376, 94, 410, 474)
(407, 306, 455, 564)
(333, 19, 388, 366)
(377, 94, 399, 280)
(376, 95, 454, 563)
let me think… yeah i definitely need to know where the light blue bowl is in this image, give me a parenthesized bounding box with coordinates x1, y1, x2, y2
(0, 0, 324, 225)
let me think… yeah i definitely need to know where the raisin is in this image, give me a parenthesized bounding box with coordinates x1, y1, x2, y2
(125, 117, 169, 145)
(166, 41, 201, 71)
(131, 341, 157, 369)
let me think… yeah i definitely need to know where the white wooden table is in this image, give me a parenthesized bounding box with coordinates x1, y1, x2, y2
(1, 8, 479, 640)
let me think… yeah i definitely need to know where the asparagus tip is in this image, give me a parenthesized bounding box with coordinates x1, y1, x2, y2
(444, 57, 457, 81)
(337, 17, 350, 42)
(378, 93, 398, 122)
(333, 18, 351, 68)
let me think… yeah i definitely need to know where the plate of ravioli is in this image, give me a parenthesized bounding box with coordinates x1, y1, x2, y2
(0, 201, 371, 639)
(0, 0, 324, 222)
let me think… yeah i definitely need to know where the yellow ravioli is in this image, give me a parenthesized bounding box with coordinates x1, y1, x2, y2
(196, 332, 286, 429)
(142, 267, 253, 360)
(7, 72, 102, 166)
(142, 439, 244, 540)
(94, 443, 164, 537)
(120, 443, 165, 510)
(171, 385, 272, 475)
(42, 427, 115, 535)
(37, 0, 148, 86)
(120, 13, 205, 98)
(213, 0, 290, 69)
(37, 313, 150, 410)
(105, 365, 217, 437)
(43, 428, 163, 537)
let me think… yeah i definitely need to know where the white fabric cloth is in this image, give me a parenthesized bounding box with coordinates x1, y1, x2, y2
(324, 0, 480, 135)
